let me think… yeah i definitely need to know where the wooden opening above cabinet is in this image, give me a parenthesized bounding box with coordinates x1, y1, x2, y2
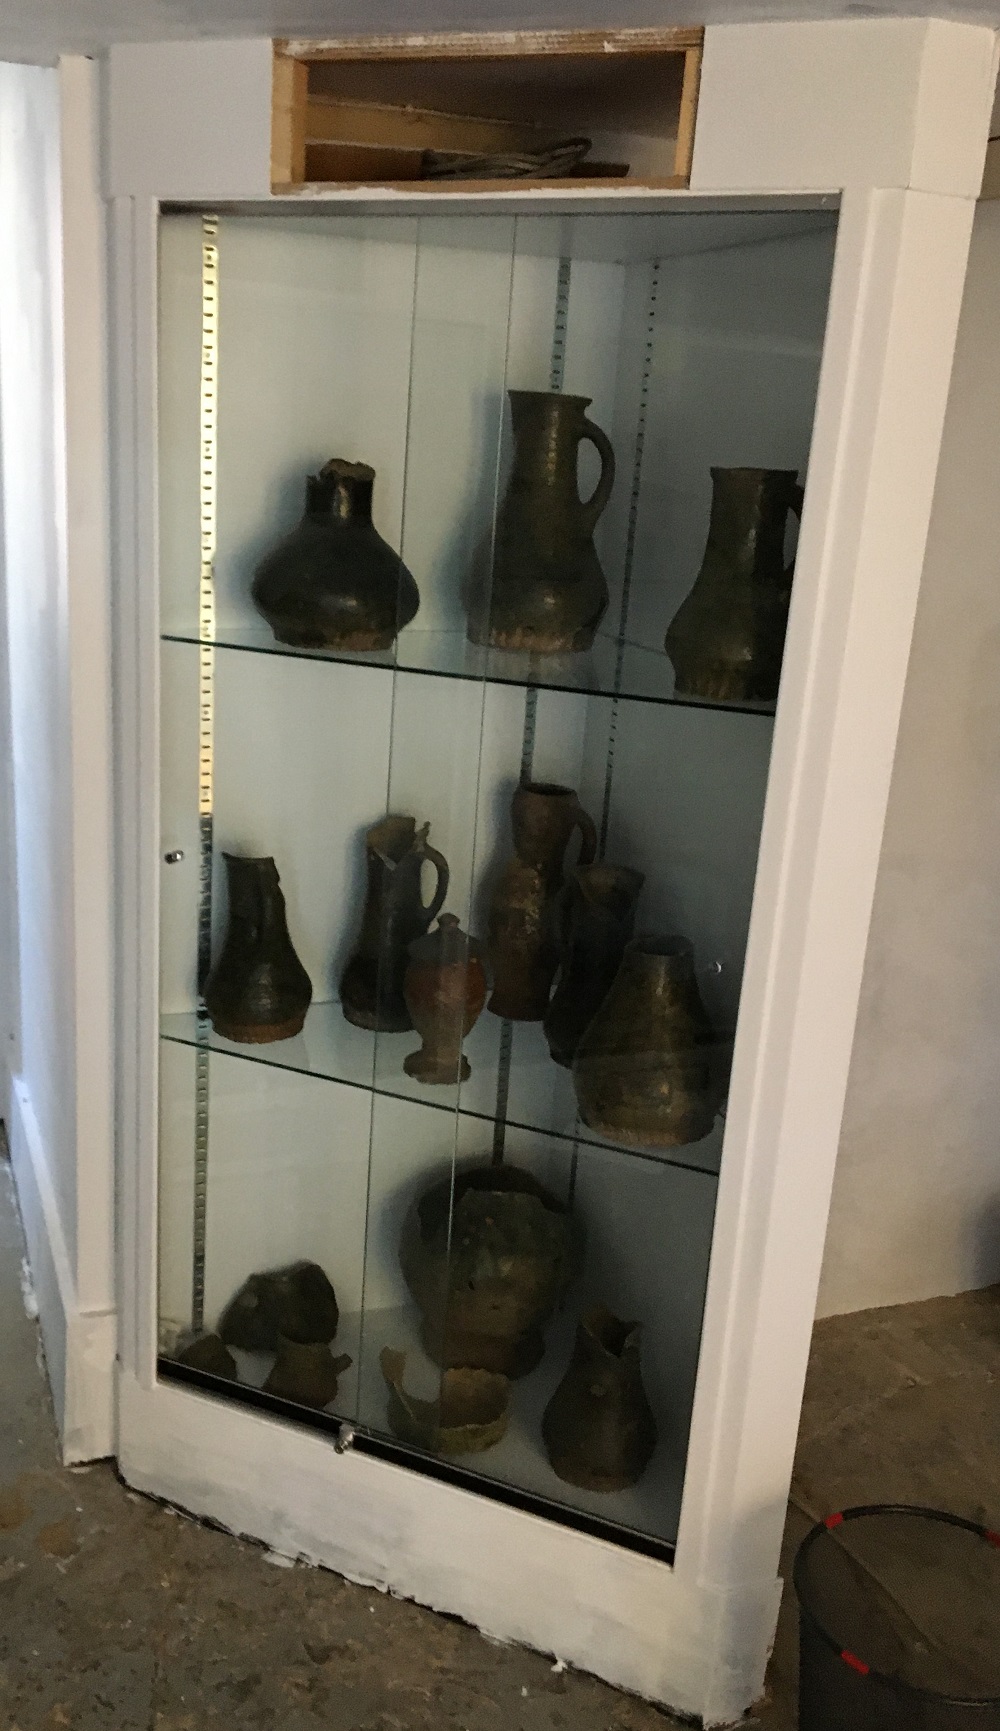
(271, 29, 703, 193)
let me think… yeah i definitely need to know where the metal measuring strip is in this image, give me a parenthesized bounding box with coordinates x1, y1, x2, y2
(192, 213, 219, 1336)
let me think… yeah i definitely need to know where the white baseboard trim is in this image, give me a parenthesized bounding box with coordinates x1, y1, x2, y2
(6, 1076, 116, 1462)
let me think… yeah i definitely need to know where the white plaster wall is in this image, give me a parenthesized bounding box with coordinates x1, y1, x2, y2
(817, 197, 1000, 1316)
(0, 58, 115, 1455)
(0, 64, 77, 1251)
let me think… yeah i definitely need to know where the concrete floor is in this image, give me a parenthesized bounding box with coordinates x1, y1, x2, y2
(1, 1145, 998, 1730)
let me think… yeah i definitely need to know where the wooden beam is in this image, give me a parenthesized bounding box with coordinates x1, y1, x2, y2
(276, 27, 702, 63)
(674, 41, 702, 182)
(271, 51, 308, 186)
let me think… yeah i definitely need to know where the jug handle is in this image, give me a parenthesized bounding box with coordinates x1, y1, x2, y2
(573, 805, 598, 867)
(784, 483, 805, 584)
(578, 419, 616, 530)
(420, 841, 450, 925)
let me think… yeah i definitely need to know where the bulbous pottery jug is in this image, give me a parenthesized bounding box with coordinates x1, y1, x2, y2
(542, 1307, 657, 1492)
(340, 816, 449, 1033)
(264, 1340, 352, 1409)
(487, 781, 597, 1022)
(467, 390, 615, 654)
(543, 862, 645, 1067)
(400, 1161, 582, 1378)
(403, 913, 487, 1085)
(219, 1261, 340, 1352)
(252, 458, 420, 651)
(573, 935, 718, 1149)
(664, 467, 804, 704)
(203, 854, 312, 1043)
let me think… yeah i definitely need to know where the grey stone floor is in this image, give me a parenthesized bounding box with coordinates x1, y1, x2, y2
(1, 1141, 998, 1730)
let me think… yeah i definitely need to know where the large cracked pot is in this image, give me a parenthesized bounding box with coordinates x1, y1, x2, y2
(399, 1162, 582, 1378)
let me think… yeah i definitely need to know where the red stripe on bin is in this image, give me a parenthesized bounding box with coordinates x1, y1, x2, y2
(841, 1651, 870, 1676)
(986, 1530, 1000, 1549)
(824, 1512, 844, 1529)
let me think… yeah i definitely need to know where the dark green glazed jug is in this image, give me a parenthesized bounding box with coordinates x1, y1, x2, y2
(468, 390, 615, 654)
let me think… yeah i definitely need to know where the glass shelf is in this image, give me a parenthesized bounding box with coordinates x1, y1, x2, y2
(159, 1002, 726, 1178)
(160, 623, 778, 718)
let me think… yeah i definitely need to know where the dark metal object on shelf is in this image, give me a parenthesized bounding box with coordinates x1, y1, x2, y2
(203, 854, 312, 1043)
(264, 1340, 353, 1409)
(403, 913, 487, 1085)
(421, 137, 593, 180)
(340, 815, 449, 1033)
(219, 1261, 340, 1352)
(467, 390, 615, 654)
(251, 457, 420, 651)
(664, 467, 804, 704)
(573, 935, 718, 1148)
(543, 863, 645, 1067)
(400, 1162, 582, 1379)
(175, 1332, 237, 1380)
(380, 1347, 509, 1455)
(487, 781, 597, 1022)
(542, 1306, 657, 1492)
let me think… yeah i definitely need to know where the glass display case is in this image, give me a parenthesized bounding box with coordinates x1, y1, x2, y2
(156, 204, 837, 1559)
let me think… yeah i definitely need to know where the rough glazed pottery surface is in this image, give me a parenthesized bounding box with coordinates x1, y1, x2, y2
(380, 1347, 509, 1455)
(573, 935, 718, 1149)
(487, 782, 597, 1022)
(264, 1340, 352, 1409)
(403, 913, 487, 1084)
(203, 854, 312, 1044)
(340, 816, 449, 1033)
(543, 863, 645, 1067)
(219, 1262, 340, 1353)
(467, 390, 615, 654)
(542, 1307, 657, 1492)
(664, 467, 804, 704)
(399, 1162, 582, 1378)
(251, 458, 420, 652)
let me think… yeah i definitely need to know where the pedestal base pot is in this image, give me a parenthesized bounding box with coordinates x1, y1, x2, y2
(264, 1340, 352, 1409)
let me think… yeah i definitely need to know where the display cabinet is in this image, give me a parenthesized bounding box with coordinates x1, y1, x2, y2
(107, 22, 994, 1724)
(155, 204, 836, 1561)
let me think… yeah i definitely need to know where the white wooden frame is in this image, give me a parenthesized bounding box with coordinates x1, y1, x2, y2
(105, 20, 997, 1724)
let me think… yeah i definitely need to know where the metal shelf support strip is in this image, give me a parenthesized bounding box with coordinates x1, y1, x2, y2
(599, 257, 660, 860)
(192, 213, 219, 1336)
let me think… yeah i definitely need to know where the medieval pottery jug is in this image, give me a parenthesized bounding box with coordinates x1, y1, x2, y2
(543, 863, 645, 1067)
(467, 390, 615, 654)
(573, 935, 718, 1149)
(664, 467, 804, 704)
(252, 457, 420, 651)
(219, 1261, 339, 1353)
(203, 854, 312, 1044)
(542, 1307, 657, 1492)
(403, 913, 487, 1084)
(400, 1162, 581, 1378)
(340, 816, 449, 1033)
(487, 782, 597, 1021)
(264, 1341, 352, 1409)
(380, 1347, 509, 1456)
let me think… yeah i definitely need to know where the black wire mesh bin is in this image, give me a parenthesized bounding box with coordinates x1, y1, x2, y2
(794, 1505, 1000, 1731)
